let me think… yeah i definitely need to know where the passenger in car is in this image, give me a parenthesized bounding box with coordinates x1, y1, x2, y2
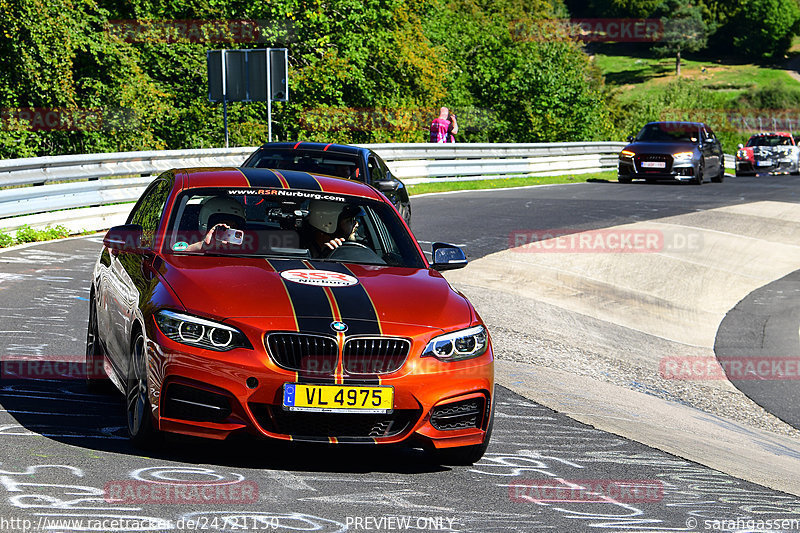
(185, 196, 247, 252)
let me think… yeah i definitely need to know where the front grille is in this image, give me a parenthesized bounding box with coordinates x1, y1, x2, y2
(342, 337, 410, 375)
(430, 397, 485, 431)
(162, 383, 232, 423)
(266, 333, 338, 375)
(634, 153, 673, 173)
(250, 403, 420, 440)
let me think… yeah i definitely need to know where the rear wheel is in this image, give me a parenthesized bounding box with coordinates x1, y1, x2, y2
(711, 163, 724, 183)
(126, 331, 161, 448)
(618, 176, 632, 184)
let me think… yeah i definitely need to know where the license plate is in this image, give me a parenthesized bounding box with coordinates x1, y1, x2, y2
(282, 383, 394, 413)
(757, 161, 772, 167)
(641, 161, 665, 168)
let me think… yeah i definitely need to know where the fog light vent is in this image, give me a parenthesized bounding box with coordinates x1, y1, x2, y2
(430, 398, 484, 431)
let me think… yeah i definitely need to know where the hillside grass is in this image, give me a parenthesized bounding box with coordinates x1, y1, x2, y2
(596, 54, 796, 105)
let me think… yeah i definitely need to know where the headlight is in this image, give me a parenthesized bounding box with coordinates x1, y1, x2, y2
(154, 310, 251, 351)
(619, 150, 635, 159)
(673, 151, 694, 161)
(422, 326, 488, 361)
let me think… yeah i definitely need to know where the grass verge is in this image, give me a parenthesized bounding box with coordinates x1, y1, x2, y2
(407, 171, 615, 195)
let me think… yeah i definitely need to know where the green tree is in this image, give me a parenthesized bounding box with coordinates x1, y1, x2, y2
(653, 1, 711, 76)
(729, 0, 800, 60)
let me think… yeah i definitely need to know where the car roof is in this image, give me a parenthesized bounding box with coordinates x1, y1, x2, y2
(646, 121, 706, 128)
(176, 167, 385, 201)
(749, 132, 792, 137)
(253, 141, 367, 157)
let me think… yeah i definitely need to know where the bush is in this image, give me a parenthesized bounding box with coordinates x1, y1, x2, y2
(11, 224, 70, 244)
(14, 225, 39, 243)
(0, 232, 12, 248)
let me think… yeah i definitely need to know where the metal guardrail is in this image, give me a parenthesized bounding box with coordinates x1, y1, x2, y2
(0, 142, 701, 235)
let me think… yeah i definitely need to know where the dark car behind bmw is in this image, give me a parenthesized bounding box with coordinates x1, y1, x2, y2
(242, 142, 411, 223)
(618, 121, 725, 185)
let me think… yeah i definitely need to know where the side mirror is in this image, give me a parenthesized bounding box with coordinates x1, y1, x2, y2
(627, 135, 634, 143)
(737, 143, 744, 149)
(374, 177, 400, 193)
(431, 242, 468, 271)
(103, 224, 147, 254)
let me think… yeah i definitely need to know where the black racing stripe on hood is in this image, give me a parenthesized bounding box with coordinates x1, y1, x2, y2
(271, 259, 334, 335)
(307, 262, 381, 336)
(237, 168, 285, 188)
(283, 172, 322, 191)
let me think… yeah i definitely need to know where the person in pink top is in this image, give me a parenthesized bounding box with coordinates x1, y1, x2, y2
(429, 107, 458, 143)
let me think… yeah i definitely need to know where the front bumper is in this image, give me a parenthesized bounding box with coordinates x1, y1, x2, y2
(618, 159, 697, 182)
(144, 323, 494, 449)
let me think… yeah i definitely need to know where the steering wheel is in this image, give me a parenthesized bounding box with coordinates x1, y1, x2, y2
(325, 241, 384, 263)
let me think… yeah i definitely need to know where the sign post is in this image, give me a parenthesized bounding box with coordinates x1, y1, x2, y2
(207, 48, 288, 145)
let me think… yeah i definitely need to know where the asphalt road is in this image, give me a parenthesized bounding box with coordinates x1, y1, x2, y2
(715, 269, 800, 429)
(0, 175, 799, 532)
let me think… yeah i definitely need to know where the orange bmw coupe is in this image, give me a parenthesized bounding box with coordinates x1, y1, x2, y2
(87, 168, 494, 464)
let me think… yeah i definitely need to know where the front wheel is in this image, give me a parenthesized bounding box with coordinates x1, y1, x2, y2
(126, 332, 161, 448)
(85, 295, 110, 393)
(693, 163, 704, 185)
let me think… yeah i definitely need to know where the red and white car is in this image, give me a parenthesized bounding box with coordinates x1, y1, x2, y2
(736, 132, 800, 176)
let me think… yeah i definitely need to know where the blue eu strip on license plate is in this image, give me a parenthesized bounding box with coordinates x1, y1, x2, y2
(283, 383, 296, 407)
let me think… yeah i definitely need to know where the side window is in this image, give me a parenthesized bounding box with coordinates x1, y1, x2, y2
(375, 155, 391, 180)
(128, 178, 173, 248)
(367, 156, 382, 183)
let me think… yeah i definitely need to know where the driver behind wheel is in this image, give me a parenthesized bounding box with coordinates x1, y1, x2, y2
(303, 201, 364, 258)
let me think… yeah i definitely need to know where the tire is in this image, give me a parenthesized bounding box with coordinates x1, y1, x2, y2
(711, 164, 724, 183)
(126, 331, 161, 448)
(85, 293, 110, 393)
(618, 176, 632, 184)
(693, 163, 703, 185)
(430, 401, 494, 466)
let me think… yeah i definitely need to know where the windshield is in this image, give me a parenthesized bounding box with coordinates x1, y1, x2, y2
(164, 188, 424, 268)
(635, 123, 699, 143)
(247, 150, 361, 180)
(746, 136, 793, 147)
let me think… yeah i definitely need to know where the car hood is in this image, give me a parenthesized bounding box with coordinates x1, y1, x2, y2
(624, 141, 699, 154)
(158, 256, 473, 335)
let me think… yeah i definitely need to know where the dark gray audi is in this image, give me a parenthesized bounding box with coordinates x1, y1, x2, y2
(618, 121, 725, 185)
